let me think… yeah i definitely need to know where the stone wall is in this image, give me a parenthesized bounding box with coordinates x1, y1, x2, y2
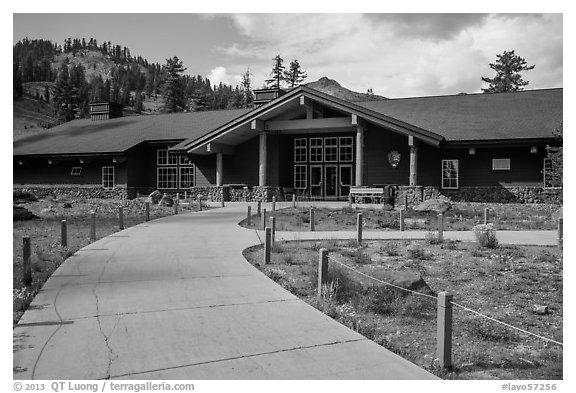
(14, 185, 129, 200)
(187, 186, 285, 202)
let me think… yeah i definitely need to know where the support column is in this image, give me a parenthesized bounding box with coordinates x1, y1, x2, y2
(355, 120, 365, 186)
(216, 152, 223, 187)
(409, 135, 418, 186)
(259, 132, 267, 186)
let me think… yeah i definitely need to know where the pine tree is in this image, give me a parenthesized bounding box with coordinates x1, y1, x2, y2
(240, 68, 254, 107)
(481, 50, 535, 93)
(52, 60, 77, 122)
(284, 60, 307, 88)
(134, 91, 144, 113)
(264, 55, 286, 89)
(161, 56, 187, 113)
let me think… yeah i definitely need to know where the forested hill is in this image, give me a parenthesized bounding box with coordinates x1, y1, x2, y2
(13, 37, 250, 126)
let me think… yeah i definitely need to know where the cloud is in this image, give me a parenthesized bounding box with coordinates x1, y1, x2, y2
(206, 66, 242, 87)
(219, 13, 562, 97)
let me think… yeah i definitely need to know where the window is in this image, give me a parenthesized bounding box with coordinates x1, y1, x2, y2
(441, 160, 459, 189)
(492, 158, 511, 171)
(339, 137, 353, 162)
(324, 137, 338, 162)
(157, 149, 177, 165)
(294, 138, 307, 163)
(179, 155, 193, 165)
(294, 165, 307, 189)
(157, 167, 178, 189)
(102, 166, 115, 189)
(310, 138, 323, 162)
(179, 166, 195, 189)
(71, 166, 82, 176)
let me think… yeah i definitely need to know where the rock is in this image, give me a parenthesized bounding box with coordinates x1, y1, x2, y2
(385, 269, 433, 294)
(551, 207, 562, 222)
(147, 190, 162, 204)
(533, 305, 549, 315)
(381, 204, 394, 211)
(13, 206, 39, 221)
(40, 206, 56, 215)
(413, 197, 452, 213)
(159, 195, 174, 207)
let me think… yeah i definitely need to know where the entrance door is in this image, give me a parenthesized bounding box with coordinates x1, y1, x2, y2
(325, 165, 338, 198)
(339, 165, 352, 198)
(310, 165, 323, 199)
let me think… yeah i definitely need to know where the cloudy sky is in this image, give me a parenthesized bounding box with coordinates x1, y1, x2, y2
(13, 13, 562, 98)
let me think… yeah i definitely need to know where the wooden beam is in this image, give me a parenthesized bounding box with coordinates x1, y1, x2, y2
(206, 142, 235, 155)
(266, 117, 351, 131)
(251, 119, 264, 131)
(351, 114, 358, 126)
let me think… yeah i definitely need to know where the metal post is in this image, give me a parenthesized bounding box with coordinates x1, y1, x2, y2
(558, 217, 563, 248)
(90, 211, 96, 242)
(61, 220, 67, 247)
(484, 207, 489, 225)
(247, 206, 252, 226)
(438, 213, 444, 242)
(262, 208, 267, 230)
(119, 207, 124, 229)
(437, 291, 453, 369)
(292, 193, 296, 208)
(264, 227, 271, 265)
(310, 207, 315, 232)
(317, 248, 329, 296)
(145, 202, 150, 222)
(270, 216, 276, 244)
(400, 208, 405, 232)
(272, 196, 276, 212)
(23, 236, 32, 286)
(357, 213, 363, 244)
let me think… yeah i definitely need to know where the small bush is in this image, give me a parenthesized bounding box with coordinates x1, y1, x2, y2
(472, 224, 498, 249)
(406, 243, 432, 260)
(466, 318, 519, 342)
(350, 248, 371, 265)
(533, 250, 558, 264)
(364, 285, 406, 315)
(271, 242, 284, 254)
(381, 242, 400, 256)
(440, 240, 459, 250)
(425, 231, 443, 245)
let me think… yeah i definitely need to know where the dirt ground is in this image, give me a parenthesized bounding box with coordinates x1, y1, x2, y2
(243, 239, 563, 380)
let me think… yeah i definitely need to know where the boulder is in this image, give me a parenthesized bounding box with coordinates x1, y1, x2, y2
(413, 197, 452, 214)
(159, 195, 174, 207)
(532, 305, 549, 315)
(147, 190, 162, 204)
(551, 207, 562, 222)
(386, 269, 433, 294)
(13, 206, 39, 221)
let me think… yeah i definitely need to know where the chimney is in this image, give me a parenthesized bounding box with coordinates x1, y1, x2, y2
(90, 102, 123, 121)
(252, 88, 286, 106)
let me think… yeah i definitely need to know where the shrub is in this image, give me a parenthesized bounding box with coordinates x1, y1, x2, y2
(364, 285, 406, 315)
(472, 223, 499, 249)
(466, 318, 519, 342)
(406, 243, 432, 260)
(381, 242, 400, 256)
(440, 240, 459, 250)
(425, 231, 443, 245)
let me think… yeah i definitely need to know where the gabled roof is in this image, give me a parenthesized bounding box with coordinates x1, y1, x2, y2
(13, 108, 251, 157)
(355, 88, 562, 142)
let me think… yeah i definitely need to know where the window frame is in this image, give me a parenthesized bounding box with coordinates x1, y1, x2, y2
(101, 166, 115, 190)
(441, 159, 459, 189)
(294, 138, 308, 163)
(71, 166, 83, 176)
(179, 166, 195, 189)
(294, 164, 307, 190)
(339, 136, 354, 162)
(309, 137, 323, 163)
(492, 158, 511, 171)
(157, 149, 177, 166)
(324, 137, 338, 162)
(157, 167, 178, 190)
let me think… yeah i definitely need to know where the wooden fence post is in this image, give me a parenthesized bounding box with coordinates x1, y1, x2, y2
(221, 198, 225, 208)
(262, 208, 267, 230)
(23, 236, 32, 286)
(90, 211, 96, 242)
(272, 196, 276, 212)
(270, 216, 276, 244)
(484, 207, 489, 225)
(438, 213, 444, 242)
(357, 213, 363, 244)
(257, 201, 262, 216)
(174, 199, 178, 215)
(119, 206, 124, 229)
(558, 217, 563, 248)
(292, 193, 296, 208)
(264, 227, 271, 265)
(61, 220, 67, 247)
(348, 193, 353, 208)
(400, 208, 405, 232)
(145, 201, 150, 222)
(317, 248, 329, 296)
(404, 193, 409, 209)
(437, 291, 453, 369)
(247, 206, 252, 226)
(310, 207, 315, 232)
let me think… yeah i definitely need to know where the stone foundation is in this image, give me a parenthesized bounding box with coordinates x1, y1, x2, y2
(14, 185, 129, 200)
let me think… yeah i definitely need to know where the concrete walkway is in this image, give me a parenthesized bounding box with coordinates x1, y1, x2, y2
(14, 204, 438, 380)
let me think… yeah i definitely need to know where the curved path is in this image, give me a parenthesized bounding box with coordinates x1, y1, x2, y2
(14, 204, 438, 380)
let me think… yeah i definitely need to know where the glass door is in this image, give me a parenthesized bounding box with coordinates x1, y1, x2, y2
(310, 165, 323, 199)
(325, 165, 338, 198)
(339, 165, 352, 198)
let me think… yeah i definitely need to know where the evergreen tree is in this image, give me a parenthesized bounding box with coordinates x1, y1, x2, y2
(240, 68, 254, 107)
(545, 123, 563, 187)
(52, 60, 77, 122)
(284, 59, 307, 88)
(161, 56, 187, 113)
(264, 54, 286, 89)
(134, 91, 144, 113)
(13, 62, 23, 97)
(482, 50, 535, 93)
(44, 86, 50, 103)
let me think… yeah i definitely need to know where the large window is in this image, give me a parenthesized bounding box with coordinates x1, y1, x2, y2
(102, 166, 115, 189)
(179, 166, 195, 189)
(339, 137, 353, 162)
(157, 149, 178, 165)
(324, 137, 338, 162)
(294, 138, 307, 163)
(441, 160, 459, 189)
(294, 165, 307, 189)
(310, 138, 323, 163)
(157, 167, 178, 189)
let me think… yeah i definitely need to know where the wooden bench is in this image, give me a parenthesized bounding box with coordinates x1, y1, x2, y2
(349, 187, 385, 203)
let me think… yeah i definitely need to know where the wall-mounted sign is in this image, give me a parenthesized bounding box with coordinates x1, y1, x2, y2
(388, 151, 401, 168)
